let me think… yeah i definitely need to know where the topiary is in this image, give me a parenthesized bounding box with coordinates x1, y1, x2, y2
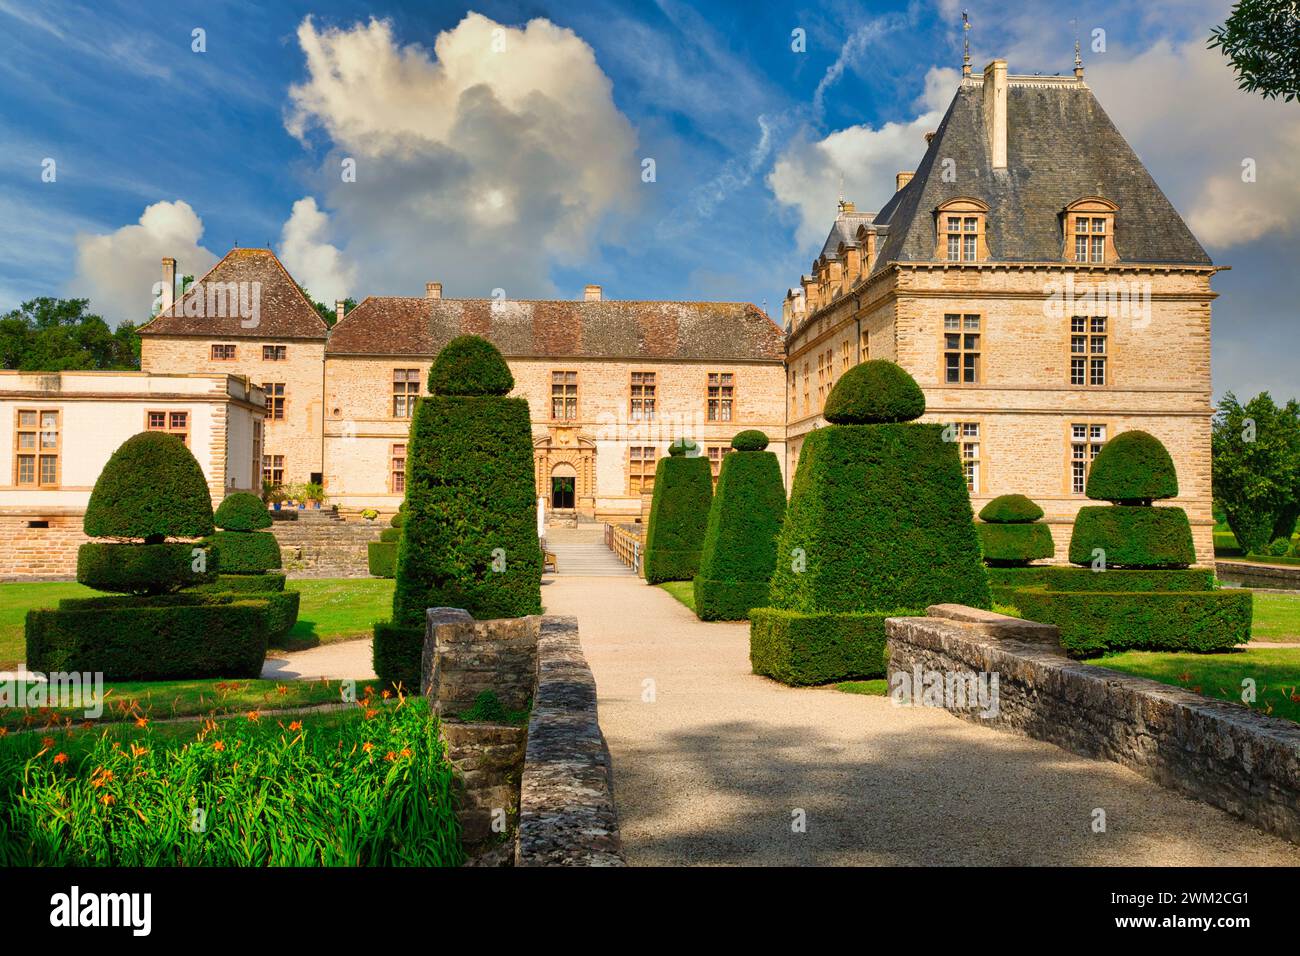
(643, 440, 713, 584)
(1085, 430, 1179, 504)
(427, 334, 515, 397)
(823, 360, 926, 425)
(205, 530, 282, 574)
(731, 430, 769, 452)
(84, 432, 214, 543)
(977, 494, 1055, 567)
(214, 492, 271, 532)
(979, 494, 1044, 524)
(668, 437, 698, 457)
(390, 505, 406, 529)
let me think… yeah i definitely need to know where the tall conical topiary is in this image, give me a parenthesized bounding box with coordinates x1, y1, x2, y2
(750, 361, 990, 685)
(978, 494, 1056, 567)
(642, 438, 714, 584)
(693, 431, 786, 620)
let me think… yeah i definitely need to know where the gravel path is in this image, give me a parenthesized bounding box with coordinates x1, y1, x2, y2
(262, 639, 375, 681)
(542, 575, 1300, 866)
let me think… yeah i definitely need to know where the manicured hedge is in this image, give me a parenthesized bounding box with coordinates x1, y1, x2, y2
(749, 608, 889, 685)
(1042, 567, 1216, 593)
(26, 601, 268, 680)
(427, 334, 515, 397)
(823, 360, 926, 424)
(978, 494, 1045, 523)
(205, 530, 282, 574)
(693, 445, 785, 620)
(643, 452, 714, 584)
(1012, 587, 1251, 657)
(192, 572, 286, 593)
(83, 432, 215, 542)
(373, 622, 425, 691)
(368, 541, 397, 578)
(214, 492, 272, 531)
(1085, 429, 1179, 503)
(978, 522, 1055, 566)
(380, 527, 401, 543)
(77, 542, 218, 595)
(986, 566, 1056, 606)
(1068, 505, 1196, 568)
(60, 591, 299, 645)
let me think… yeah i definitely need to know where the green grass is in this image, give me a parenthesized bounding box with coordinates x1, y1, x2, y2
(1099, 647, 1300, 725)
(658, 580, 696, 613)
(834, 679, 888, 696)
(1249, 591, 1300, 642)
(0, 582, 94, 669)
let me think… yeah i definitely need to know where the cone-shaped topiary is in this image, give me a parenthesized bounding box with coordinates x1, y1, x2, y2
(1084, 429, 1179, 504)
(213, 491, 272, 532)
(693, 432, 786, 620)
(427, 335, 515, 397)
(751, 361, 989, 685)
(643, 439, 714, 584)
(977, 494, 1055, 567)
(84, 431, 214, 543)
(823, 360, 927, 425)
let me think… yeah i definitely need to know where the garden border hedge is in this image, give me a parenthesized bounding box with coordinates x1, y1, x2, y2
(749, 608, 890, 686)
(373, 621, 425, 690)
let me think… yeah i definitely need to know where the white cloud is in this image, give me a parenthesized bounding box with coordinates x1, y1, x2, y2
(68, 200, 217, 323)
(278, 196, 356, 304)
(284, 13, 638, 296)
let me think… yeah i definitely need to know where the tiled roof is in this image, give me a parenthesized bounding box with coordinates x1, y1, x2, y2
(817, 210, 876, 262)
(138, 248, 329, 340)
(326, 297, 784, 362)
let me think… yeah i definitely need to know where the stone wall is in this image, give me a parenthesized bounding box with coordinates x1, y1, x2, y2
(1216, 560, 1300, 591)
(885, 606, 1300, 843)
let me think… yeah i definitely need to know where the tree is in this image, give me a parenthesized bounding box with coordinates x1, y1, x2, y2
(0, 298, 139, 371)
(1209, 0, 1300, 103)
(1212, 391, 1300, 552)
(298, 284, 356, 327)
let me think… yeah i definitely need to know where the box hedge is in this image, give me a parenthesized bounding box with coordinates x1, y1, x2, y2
(749, 609, 890, 685)
(77, 542, 218, 595)
(986, 566, 1056, 606)
(1068, 505, 1196, 568)
(643, 442, 714, 584)
(373, 622, 425, 691)
(204, 530, 282, 574)
(192, 572, 286, 593)
(368, 541, 397, 578)
(1041, 567, 1216, 593)
(59, 591, 299, 646)
(83, 431, 215, 543)
(978, 522, 1056, 566)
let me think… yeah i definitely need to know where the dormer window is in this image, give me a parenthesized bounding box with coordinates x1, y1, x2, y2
(1064, 198, 1118, 263)
(935, 199, 989, 262)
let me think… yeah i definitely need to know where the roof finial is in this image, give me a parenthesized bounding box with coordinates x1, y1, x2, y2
(962, 10, 972, 77)
(1072, 18, 1084, 79)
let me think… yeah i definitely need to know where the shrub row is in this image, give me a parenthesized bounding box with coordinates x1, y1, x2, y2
(204, 530, 282, 574)
(77, 542, 218, 595)
(749, 608, 889, 686)
(373, 622, 425, 691)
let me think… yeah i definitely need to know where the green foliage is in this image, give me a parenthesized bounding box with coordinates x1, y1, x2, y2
(643, 454, 713, 584)
(1268, 537, 1293, 556)
(1208, 0, 1300, 103)
(390, 506, 407, 529)
(457, 690, 530, 726)
(668, 437, 698, 457)
(68, 591, 298, 646)
(299, 285, 357, 328)
(372, 621, 424, 691)
(985, 566, 1056, 606)
(0, 698, 463, 866)
(822, 360, 926, 425)
(84, 432, 215, 542)
(731, 429, 769, 451)
(213, 492, 271, 531)
(0, 297, 139, 371)
(1068, 505, 1196, 568)
(1086, 430, 1179, 503)
(978, 494, 1044, 523)
(205, 530, 282, 574)
(427, 335, 514, 396)
(191, 572, 286, 593)
(1212, 391, 1300, 553)
(1213, 530, 1245, 557)
(978, 522, 1055, 566)
(749, 608, 889, 685)
(693, 448, 786, 620)
(1012, 587, 1251, 657)
(1040, 567, 1216, 593)
(380, 527, 401, 543)
(368, 541, 397, 578)
(77, 542, 217, 595)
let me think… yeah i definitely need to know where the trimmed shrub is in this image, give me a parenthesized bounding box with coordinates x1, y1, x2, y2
(731, 429, 770, 452)
(986, 566, 1056, 606)
(59, 591, 299, 645)
(823, 360, 926, 424)
(1012, 587, 1251, 657)
(1085, 430, 1179, 503)
(979, 522, 1056, 566)
(1268, 537, 1292, 556)
(391, 507, 406, 529)
(77, 542, 218, 595)
(192, 572, 286, 593)
(749, 609, 889, 685)
(380, 527, 401, 543)
(979, 494, 1044, 523)
(373, 622, 425, 691)
(214, 492, 272, 531)
(426, 334, 514, 397)
(205, 529, 282, 574)
(368, 541, 397, 578)
(83, 432, 214, 542)
(643, 448, 713, 584)
(693, 443, 786, 620)
(1042, 567, 1216, 593)
(1068, 505, 1196, 568)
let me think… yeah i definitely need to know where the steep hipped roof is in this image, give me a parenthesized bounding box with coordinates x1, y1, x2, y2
(865, 75, 1211, 272)
(138, 248, 329, 340)
(326, 297, 784, 362)
(818, 209, 876, 262)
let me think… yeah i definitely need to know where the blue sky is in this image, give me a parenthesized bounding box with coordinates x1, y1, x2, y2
(0, 0, 1294, 401)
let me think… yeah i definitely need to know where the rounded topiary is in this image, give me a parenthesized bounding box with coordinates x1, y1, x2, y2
(823, 360, 926, 425)
(1085, 430, 1179, 504)
(668, 438, 698, 458)
(206, 529, 282, 574)
(979, 494, 1045, 524)
(84, 432, 215, 542)
(214, 492, 271, 532)
(731, 430, 769, 452)
(390, 507, 406, 529)
(427, 335, 514, 397)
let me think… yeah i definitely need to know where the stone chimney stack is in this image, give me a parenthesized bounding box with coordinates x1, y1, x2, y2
(584, 284, 602, 302)
(426, 282, 442, 300)
(982, 59, 1008, 170)
(161, 257, 176, 313)
(335, 299, 346, 324)
(896, 171, 914, 192)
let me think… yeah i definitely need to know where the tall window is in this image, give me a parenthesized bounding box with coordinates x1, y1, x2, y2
(1070, 424, 1107, 494)
(955, 422, 980, 492)
(1073, 217, 1107, 263)
(264, 383, 285, 420)
(629, 445, 658, 494)
(841, 341, 851, 374)
(859, 328, 870, 362)
(1063, 200, 1117, 263)
(252, 421, 263, 485)
(936, 200, 987, 262)
(390, 443, 407, 494)
(630, 372, 656, 421)
(707, 372, 734, 422)
(802, 362, 810, 413)
(816, 352, 827, 406)
(392, 368, 420, 418)
(1069, 317, 1107, 386)
(551, 371, 578, 420)
(211, 344, 236, 360)
(707, 446, 732, 486)
(945, 216, 980, 261)
(943, 313, 981, 384)
(147, 409, 190, 446)
(789, 370, 797, 416)
(263, 454, 285, 487)
(262, 345, 288, 361)
(15, 409, 59, 488)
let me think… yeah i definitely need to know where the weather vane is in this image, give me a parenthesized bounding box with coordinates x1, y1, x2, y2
(962, 10, 971, 77)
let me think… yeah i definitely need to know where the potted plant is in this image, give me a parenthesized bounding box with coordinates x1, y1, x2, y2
(362, 508, 379, 522)
(305, 481, 326, 510)
(263, 480, 284, 512)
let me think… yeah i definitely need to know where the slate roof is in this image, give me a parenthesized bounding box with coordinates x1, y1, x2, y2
(835, 75, 1211, 275)
(326, 297, 784, 362)
(138, 248, 330, 340)
(818, 209, 876, 262)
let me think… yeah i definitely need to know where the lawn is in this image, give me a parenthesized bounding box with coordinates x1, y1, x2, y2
(658, 580, 696, 613)
(1250, 591, 1300, 642)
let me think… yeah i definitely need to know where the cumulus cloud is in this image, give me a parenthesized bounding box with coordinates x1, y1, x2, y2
(68, 200, 218, 323)
(284, 13, 638, 296)
(278, 196, 356, 304)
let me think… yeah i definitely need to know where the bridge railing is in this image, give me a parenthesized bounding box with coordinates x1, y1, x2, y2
(605, 522, 645, 577)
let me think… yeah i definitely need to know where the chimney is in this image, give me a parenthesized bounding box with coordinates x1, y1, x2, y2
(584, 284, 602, 302)
(982, 59, 1008, 170)
(161, 257, 176, 313)
(335, 299, 346, 324)
(895, 171, 914, 192)
(426, 282, 442, 300)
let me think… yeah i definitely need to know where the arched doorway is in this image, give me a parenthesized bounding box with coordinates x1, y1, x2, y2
(550, 462, 577, 510)
(534, 430, 596, 515)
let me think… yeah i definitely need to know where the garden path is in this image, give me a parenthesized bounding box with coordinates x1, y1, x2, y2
(262, 639, 375, 681)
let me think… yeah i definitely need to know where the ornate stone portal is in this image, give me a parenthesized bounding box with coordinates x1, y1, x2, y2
(534, 428, 596, 514)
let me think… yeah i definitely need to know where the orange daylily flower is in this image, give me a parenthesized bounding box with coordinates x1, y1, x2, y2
(246, 711, 260, 722)
(288, 721, 302, 732)
(41, 736, 55, 748)
(101, 794, 115, 806)
(90, 768, 114, 788)
(130, 743, 148, 759)
(361, 741, 375, 754)
(383, 750, 396, 761)
(213, 740, 226, 752)
(53, 752, 68, 765)
(400, 748, 412, 758)
(364, 708, 378, 720)
(135, 717, 148, 728)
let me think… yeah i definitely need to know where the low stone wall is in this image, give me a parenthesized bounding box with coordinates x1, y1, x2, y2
(422, 608, 538, 715)
(1216, 559, 1300, 591)
(885, 606, 1300, 843)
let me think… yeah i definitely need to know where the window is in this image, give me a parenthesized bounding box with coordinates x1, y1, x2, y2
(264, 383, 285, 420)
(859, 328, 870, 363)
(630, 372, 656, 422)
(551, 371, 578, 420)
(936, 199, 988, 262)
(390, 444, 407, 494)
(707, 446, 732, 486)
(146, 409, 190, 446)
(1063, 198, 1117, 263)
(1073, 218, 1107, 263)
(841, 341, 851, 374)
(1070, 424, 1107, 494)
(392, 368, 420, 418)
(629, 445, 658, 494)
(802, 362, 810, 413)
(944, 216, 979, 261)
(262, 345, 287, 361)
(1069, 316, 1107, 386)
(816, 352, 826, 406)
(211, 344, 236, 361)
(955, 422, 980, 493)
(263, 454, 285, 487)
(15, 409, 59, 488)
(943, 313, 981, 384)
(707, 372, 734, 422)
(252, 421, 263, 485)
(789, 370, 797, 416)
